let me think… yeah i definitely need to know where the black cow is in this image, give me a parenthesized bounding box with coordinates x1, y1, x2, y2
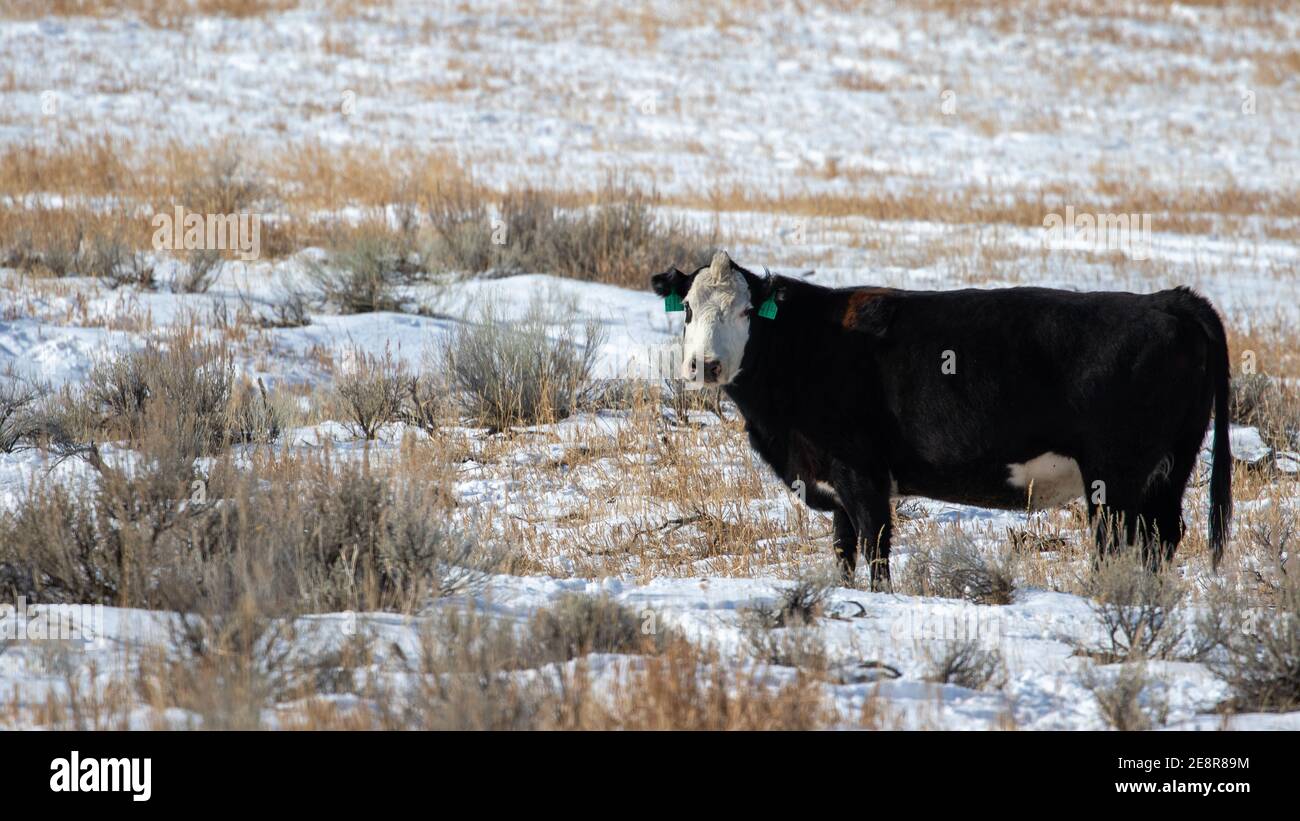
(651, 251, 1232, 588)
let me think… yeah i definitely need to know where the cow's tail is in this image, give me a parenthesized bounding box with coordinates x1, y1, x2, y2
(1176, 288, 1232, 568)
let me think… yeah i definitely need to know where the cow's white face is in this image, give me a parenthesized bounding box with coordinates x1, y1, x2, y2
(680, 251, 752, 388)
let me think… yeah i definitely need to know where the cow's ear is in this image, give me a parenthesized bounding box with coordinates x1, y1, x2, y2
(650, 267, 690, 297)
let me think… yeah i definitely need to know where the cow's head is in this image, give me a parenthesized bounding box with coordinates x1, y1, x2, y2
(651, 250, 768, 389)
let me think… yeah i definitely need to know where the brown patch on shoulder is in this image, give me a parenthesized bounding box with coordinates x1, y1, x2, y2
(841, 288, 894, 332)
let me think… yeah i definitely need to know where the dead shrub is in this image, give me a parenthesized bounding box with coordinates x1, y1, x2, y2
(85, 330, 248, 455)
(259, 278, 312, 328)
(1081, 662, 1169, 731)
(305, 230, 413, 313)
(743, 623, 830, 671)
(282, 460, 495, 612)
(1197, 578, 1300, 712)
(0, 365, 43, 453)
(227, 377, 284, 445)
(1242, 507, 1297, 595)
(334, 346, 408, 440)
(1085, 553, 1187, 662)
(1231, 373, 1300, 451)
(526, 594, 666, 665)
(175, 248, 224, 293)
(0, 209, 84, 276)
(441, 294, 603, 430)
(424, 184, 498, 274)
(925, 640, 1007, 691)
(0, 435, 203, 609)
(0, 441, 493, 614)
(142, 602, 302, 730)
(424, 178, 713, 287)
(373, 609, 552, 730)
(739, 572, 835, 671)
(178, 147, 265, 215)
(521, 181, 712, 288)
(85, 228, 152, 287)
(599, 642, 833, 730)
(900, 533, 1018, 605)
(402, 371, 447, 434)
(0, 207, 151, 284)
(744, 572, 833, 629)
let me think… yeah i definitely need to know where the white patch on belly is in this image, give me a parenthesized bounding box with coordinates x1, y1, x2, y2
(1007, 452, 1084, 510)
(815, 481, 842, 505)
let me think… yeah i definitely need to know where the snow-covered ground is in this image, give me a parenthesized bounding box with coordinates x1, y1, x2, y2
(1, 1, 1298, 729)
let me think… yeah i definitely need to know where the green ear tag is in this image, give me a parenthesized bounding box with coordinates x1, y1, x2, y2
(664, 293, 684, 313)
(757, 296, 778, 320)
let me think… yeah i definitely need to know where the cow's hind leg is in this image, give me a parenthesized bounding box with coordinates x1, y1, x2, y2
(1141, 491, 1184, 567)
(1081, 466, 1145, 564)
(1139, 449, 1197, 566)
(831, 509, 858, 584)
(1086, 462, 1190, 570)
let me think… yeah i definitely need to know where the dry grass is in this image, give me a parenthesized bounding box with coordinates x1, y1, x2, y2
(1230, 372, 1300, 451)
(1083, 553, 1188, 663)
(0, 0, 304, 26)
(925, 640, 1006, 691)
(4, 584, 839, 730)
(0, 140, 714, 289)
(899, 531, 1019, 604)
(0, 363, 42, 453)
(1081, 662, 1169, 731)
(440, 293, 604, 430)
(1198, 577, 1300, 713)
(334, 346, 408, 440)
(683, 176, 1299, 239)
(0, 444, 498, 612)
(0, 347, 501, 614)
(1, 307, 1295, 728)
(7, 140, 1294, 291)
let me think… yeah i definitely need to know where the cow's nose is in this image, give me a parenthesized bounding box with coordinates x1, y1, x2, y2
(702, 359, 722, 383)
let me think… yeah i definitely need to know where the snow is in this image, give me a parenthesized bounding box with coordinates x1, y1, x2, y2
(1, 0, 1298, 729)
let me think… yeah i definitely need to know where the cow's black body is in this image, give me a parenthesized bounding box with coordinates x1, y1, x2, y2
(652, 262, 1232, 587)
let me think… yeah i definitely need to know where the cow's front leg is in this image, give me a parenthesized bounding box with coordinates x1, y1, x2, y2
(857, 496, 893, 591)
(831, 509, 858, 584)
(831, 466, 893, 591)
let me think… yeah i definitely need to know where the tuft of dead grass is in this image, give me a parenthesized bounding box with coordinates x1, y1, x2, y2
(334, 346, 408, 440)
(1081, 662, 1169, 731)
(1231, 372, 1300, 452)
(1083, 552, 1187, 663)
(924, 639, 1007, 691)
(1197, 577, 1300, 713)
(440, 293, 603, 430)
(900, 532, 1019, 605)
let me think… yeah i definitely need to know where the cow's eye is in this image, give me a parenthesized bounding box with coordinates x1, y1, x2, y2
(742, 306, 753, 318)
(684, 302, 693, 323)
